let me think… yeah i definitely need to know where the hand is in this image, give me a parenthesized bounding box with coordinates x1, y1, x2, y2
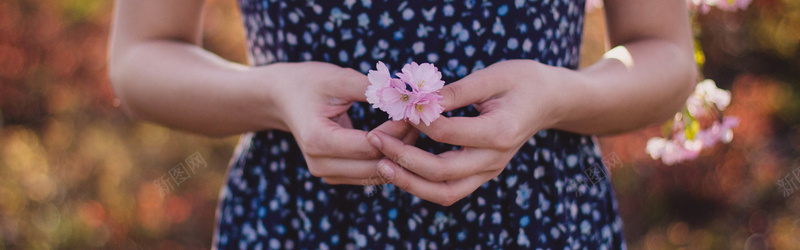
(367, 60, 572, 206)
(263, 62, 419, 185)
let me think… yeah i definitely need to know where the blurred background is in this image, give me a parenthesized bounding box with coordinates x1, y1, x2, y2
(0, 0, 798, 249)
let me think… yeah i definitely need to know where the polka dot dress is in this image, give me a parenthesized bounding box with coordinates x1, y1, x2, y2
(214, 0, 626, 248)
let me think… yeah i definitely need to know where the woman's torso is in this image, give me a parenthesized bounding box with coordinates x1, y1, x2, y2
(214, 0, 625, 248)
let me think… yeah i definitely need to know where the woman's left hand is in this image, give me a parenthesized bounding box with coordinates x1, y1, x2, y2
(367, 60, 575, 206)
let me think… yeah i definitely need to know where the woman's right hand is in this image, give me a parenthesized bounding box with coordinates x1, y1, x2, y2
(258, 62, 419, 185)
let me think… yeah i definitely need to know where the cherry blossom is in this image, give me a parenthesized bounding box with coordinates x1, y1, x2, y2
(407, 92, 445, 126)
(366, 61, 393, 109)
(646, 137, 702, 165)
(695, 116, 739, 148)
(687, 79, 731, 117)
(647, 78, 739, 165)
(396, 62, 445, 93)
(366, 61, 445, 125)
(377, 79, 415, 121)
(688, 0, 752, 14)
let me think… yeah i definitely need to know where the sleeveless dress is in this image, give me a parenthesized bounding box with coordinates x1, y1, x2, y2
(215, 0, 625, 249)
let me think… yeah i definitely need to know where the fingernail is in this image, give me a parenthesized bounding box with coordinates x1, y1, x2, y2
(377, 162, 395, 180)
(368, 133, 382, 148)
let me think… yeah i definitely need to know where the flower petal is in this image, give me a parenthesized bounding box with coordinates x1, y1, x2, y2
(398, 62, 445, 93)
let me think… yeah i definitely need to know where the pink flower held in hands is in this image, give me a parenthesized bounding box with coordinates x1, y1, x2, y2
(397, 62, 445, 93)
(378, 79, 414, 121)
(366, 61, 393, 109)
(407, 92, 445, 126)
(365, 61, 446, 125)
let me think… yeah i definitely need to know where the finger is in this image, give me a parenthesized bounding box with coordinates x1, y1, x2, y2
(367, 130, 443, 171)
(369, 130, 508, 182)
(328, 68, 371, 103)
(302, 115, 417, 160)
(373, 120, 420, 145)
(376, 159, 491, 207)
(335, 113, 353, 129)
(414, 110, 518, 149)
(438, 73, 505, 111)
(426, 149, 509, 181)
(373, 120, 414, 140)
(402, 127, 420, 145)
(301, 119, 382, 159)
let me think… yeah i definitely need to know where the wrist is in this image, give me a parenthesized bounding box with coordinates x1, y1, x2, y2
(240, 64, 289, 131)
(539, 65, 592, 133)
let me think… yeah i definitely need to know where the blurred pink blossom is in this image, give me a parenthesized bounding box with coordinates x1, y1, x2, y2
(647, 116, 739, 165)
(647, 78, 739, 165)
(687, 79, 731, 116)
(712, 0, 752, 11)
(696, 79, 732, 110)
(688, 0, 752, 13)
(695, 116, 740, 147)
(646, 137, 702, 165)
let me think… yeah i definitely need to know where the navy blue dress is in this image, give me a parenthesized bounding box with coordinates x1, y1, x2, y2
(214, 0, 626, 249)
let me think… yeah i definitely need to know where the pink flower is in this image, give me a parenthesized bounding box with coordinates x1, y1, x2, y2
(648, 79, 739, 165)
(378, 79, 414, 121)
(688, 0, 751, 13)
(687, 79, 731, 116)
(646, 137, 702, 165)
(366, 62, 393, 109)
(695, 116, 739, 147)
(396, 62, 445, 93)
(407, 92, 445, 126)
(686, 95, 706, 117)
(647, 116, 739, 165)
(365, 61, 446, 125)
(713, 0, 752, 11)
(718, 116, 740, 142)
(696, 79, 731, 110)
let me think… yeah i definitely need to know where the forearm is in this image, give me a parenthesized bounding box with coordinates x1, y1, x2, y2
(109, 41, 284, 136)
(549, 38, 697, 135)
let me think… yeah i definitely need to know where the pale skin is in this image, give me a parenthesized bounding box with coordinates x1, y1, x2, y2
(110, 0, 696, 206)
